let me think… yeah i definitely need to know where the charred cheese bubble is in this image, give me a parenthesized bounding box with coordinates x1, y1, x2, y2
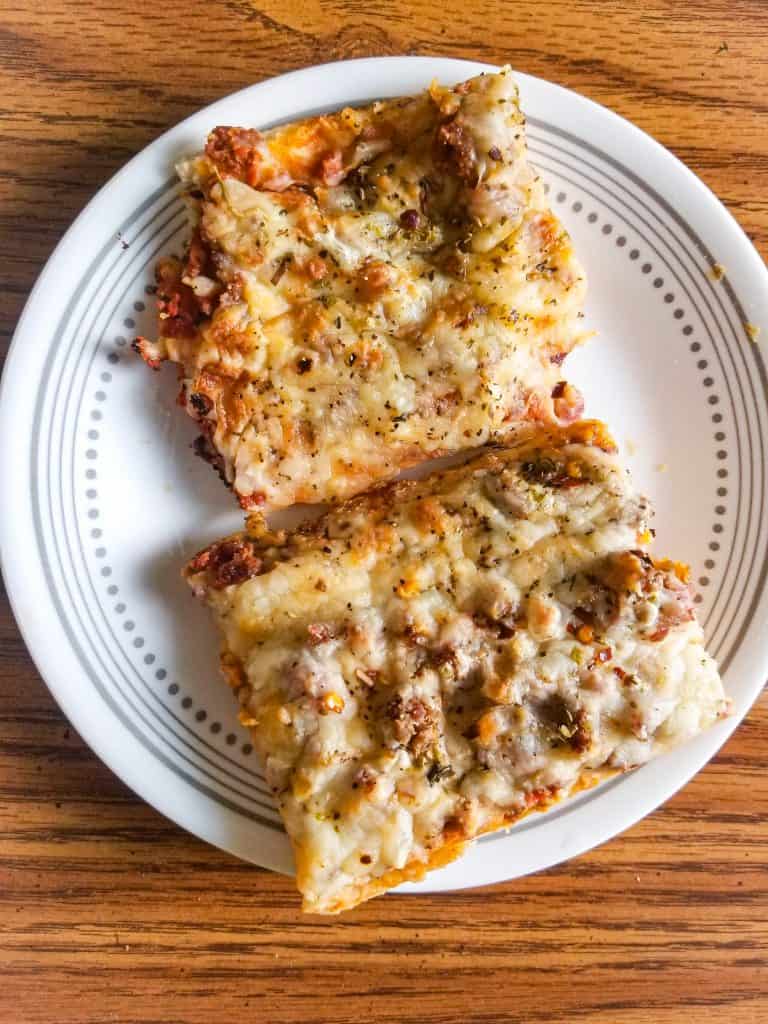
(184, 422, 728, 913)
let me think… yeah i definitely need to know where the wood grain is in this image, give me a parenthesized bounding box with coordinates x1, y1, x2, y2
(1, 2, 767, 1021)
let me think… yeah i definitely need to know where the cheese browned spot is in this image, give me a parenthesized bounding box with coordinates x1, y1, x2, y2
(136, 68, 590, 509)
(185, 421, 728, 913)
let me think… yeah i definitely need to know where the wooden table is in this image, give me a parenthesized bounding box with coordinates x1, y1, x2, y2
(2, 3, 767, 1021)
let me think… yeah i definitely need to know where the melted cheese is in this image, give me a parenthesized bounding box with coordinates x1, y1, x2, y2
(144, 68, 589, 508)
(186, 423, 728, 913)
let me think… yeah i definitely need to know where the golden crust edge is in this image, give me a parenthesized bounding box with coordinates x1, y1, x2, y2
(216, 644, 621, 917)
(297, 767, 620, 915)
(183, 419, 618, 582)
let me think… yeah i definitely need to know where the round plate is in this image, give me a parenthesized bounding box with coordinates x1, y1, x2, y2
(2, 57, 767, 895)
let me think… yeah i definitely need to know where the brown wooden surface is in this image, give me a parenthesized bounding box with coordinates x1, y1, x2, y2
(1, 2, 767, 1021)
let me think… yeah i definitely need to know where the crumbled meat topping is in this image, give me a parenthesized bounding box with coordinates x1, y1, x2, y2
(135, 68, 590, 509)
(186, 425, 727, 913)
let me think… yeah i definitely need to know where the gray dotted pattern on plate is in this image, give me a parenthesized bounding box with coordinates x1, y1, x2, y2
(551, 190, 724, 604)
(41, 117, 762, 836)
(82, 188, 730, 768)
(81, 343, 254, 757)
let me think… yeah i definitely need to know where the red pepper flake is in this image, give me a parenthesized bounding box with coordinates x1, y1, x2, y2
(307, 623, 336, 646)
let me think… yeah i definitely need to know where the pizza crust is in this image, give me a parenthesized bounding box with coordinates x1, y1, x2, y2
(136, 68, 589, 508)
(296, 771, 617, 914)
(186, 423, 727, 913)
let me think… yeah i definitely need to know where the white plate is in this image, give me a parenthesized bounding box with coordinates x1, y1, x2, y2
(2, 57, 767, 895)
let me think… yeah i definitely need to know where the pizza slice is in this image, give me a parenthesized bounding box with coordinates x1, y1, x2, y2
(184, 421, 728, 913)
(135, 67, 589, 509)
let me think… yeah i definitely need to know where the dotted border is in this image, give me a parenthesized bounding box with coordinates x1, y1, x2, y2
(548, 184, 726, 603)
(84, 186, 732, 766)
(83, 287, 254, 759)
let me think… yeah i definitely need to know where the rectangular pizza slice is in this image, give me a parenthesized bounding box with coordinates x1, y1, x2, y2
(135, 68, 589, 509)
(184, 421, 728, 913)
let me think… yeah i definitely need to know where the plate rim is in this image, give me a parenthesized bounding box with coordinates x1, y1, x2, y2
(2, 55, 767, 895)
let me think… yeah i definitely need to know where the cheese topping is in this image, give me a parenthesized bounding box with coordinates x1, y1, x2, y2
(136, 68, 589, 508)
(185, 422, 728, 913)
